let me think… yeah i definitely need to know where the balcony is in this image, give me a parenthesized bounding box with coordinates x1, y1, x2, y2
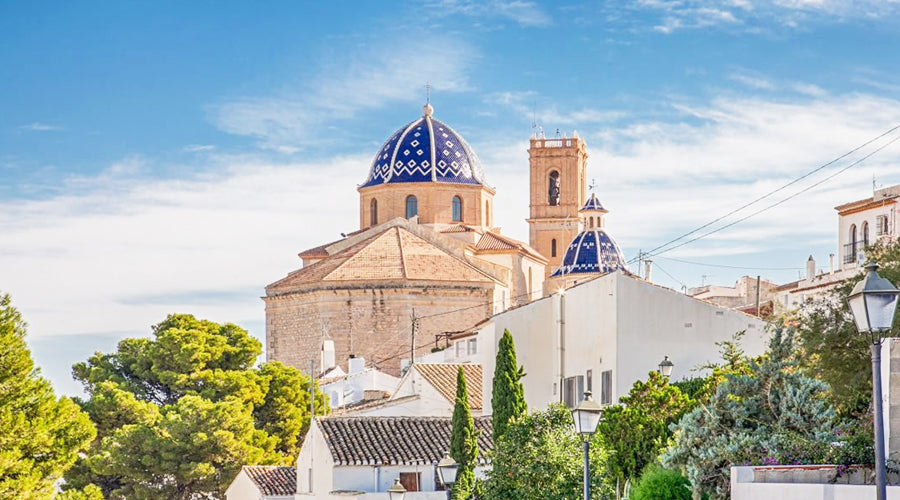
(843, 241, 869, 265)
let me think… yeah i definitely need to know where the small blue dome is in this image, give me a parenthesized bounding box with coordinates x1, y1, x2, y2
(580, 193, 607, 212)
(361, 105, 486, 187)
(550, 229, 627, 277)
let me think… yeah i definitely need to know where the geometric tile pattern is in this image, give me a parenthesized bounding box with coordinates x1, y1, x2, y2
(361, 110, 486, 187)
(318, 416, 493, 466)
(551, 229, 627, 277)
(580, 192, 607, 212)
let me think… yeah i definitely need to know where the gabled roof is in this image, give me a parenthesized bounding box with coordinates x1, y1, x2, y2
(318, 416, 493, 466)
(267, 222, 505, 295)
(474, 231, 548, 263)
(242, 465, 296, 496)
(413, 363, 483, 410)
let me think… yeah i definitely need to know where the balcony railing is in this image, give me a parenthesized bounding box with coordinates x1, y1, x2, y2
(843, 241, 869, 265)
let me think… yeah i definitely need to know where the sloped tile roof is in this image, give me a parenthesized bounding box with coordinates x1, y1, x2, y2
(414, 363, 483, 410)
(319, 416, 493, 466)
(474, 231, 547, 263)
(242, 465, 296, 495)
(268, 226, 498, 294)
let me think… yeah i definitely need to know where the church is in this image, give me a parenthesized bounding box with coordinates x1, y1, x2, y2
(263, 102, 628, 376)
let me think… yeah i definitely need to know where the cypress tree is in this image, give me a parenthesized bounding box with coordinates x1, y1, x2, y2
(491, 329, 526, 441)
(450, 367, 478, 500)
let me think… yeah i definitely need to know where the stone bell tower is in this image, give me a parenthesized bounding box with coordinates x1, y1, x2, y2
(527, 132, 588, 276)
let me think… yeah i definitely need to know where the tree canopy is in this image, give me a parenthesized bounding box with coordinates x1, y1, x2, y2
(491, 329, 526, 441)
(66, 313, 326, 499)
(0, 293, 96, 499)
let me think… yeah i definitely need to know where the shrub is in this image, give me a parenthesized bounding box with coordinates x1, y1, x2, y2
(630, 466, 691, 500)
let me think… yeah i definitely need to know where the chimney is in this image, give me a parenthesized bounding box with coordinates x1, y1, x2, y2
(644, 259, 653, 282)
(321, 340, 336, 372)
(806, 255, 815, 280)
(829, 253, 835, 274)
(348, 355, 366, 375)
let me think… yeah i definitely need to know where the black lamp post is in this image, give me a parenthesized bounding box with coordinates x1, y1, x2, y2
(847, 262, 899, 500)
(387, 478, 406, 500)
(658, 356, 674, 378)
(571, 391, 604, 500)
(436, 453, 459, 500)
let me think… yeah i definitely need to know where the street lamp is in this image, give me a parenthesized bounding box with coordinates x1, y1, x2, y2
(387, 478, 406, 500)
(847, 262, 899, 500)
(658, 356, 674, 378)
(571, 391, 604, 500)
(436, 453, 459, 500)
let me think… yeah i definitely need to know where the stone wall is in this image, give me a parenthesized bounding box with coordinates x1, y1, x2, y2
(265, 284, 494, 376)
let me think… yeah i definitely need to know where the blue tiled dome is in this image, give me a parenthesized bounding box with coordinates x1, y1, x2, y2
(550, 229, 627, 277)
(361, 104, 486, 187)
(580, 193, 607, 212)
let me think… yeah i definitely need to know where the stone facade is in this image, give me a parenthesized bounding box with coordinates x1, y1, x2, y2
(359, 181, 495, 230)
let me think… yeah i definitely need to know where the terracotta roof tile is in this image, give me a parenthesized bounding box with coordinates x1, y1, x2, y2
(474, 232, 547, 263)
(318, 416, 493, 466)
(415, 363, 483, 409)
(242, 465, 296, 495)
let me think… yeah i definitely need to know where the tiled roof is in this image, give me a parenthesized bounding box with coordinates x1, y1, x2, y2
(474, 232, 547, 263)
(268, 226, 498, 294)
(318, 416, 493, 466)
(242, 465, 296, 495)
(414, 363, 483, 409)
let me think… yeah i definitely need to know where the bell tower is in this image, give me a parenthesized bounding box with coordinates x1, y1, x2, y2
(527, 132, 588, 276)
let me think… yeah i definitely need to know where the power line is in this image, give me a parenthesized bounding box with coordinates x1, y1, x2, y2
(629, 123, 900, 263)
(651, 261, 687, 290)
(656, 256, 804, 271)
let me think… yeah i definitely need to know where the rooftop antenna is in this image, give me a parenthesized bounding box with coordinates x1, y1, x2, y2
(588, 178, 597, 194)
(555, 128, 561, 139)
(425, 82, 432, 105)
(531, 109, 538, 137)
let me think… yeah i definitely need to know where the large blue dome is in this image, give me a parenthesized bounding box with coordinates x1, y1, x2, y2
(361, 104, 486, 187)
(550, 230, 627, 277)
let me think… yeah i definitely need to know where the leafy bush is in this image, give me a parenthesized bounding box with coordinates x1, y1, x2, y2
(630, 466, 691, 500)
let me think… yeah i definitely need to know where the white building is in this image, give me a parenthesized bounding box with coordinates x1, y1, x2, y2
(479, 271, 768, 411)
(293, 416, 492, 499)
(225, 466, 296, 500)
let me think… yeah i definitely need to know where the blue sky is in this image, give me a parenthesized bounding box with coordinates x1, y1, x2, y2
(3, 0, 900, 395)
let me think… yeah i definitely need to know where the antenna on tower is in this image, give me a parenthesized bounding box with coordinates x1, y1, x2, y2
(588, 179, 597, 194)
(425, 82, 432, 104)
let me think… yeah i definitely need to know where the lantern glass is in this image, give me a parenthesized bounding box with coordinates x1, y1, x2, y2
(848, 293, 870, 332)
(866, 293, 898, 332)
(387, 478, 406, 500)
(436, 455, 459, 486)
(571, 392, 603, 436)
(658, 356, 674, 377)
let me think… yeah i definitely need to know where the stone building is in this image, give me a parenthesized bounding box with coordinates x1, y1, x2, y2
(264, 104, 549, 376)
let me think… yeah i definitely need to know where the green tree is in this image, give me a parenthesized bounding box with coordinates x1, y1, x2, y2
(630, 466, 692, 500)
(450, 367, 478, 500)
(793, 239, 900, 417)
(491, 329, 526, 441)
(0, 293, 97, 499)
(484, 404, 612, 500)
(598, 371, 694, 495)
(663, 329, 836, 499)
(66, 313, 327, 500)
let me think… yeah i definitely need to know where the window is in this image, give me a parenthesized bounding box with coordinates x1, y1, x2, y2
(586, 369, 593, 392)
(551, 239, 557, 257)
(563, 375, 585, 408)
(452, 195, 462, 222)
(467, 338, 477, 355)
(308, 468, 313, 493)
(399, 472, 420, 492)
(589, 217, 594, 228)
(877, 215, 889, 235)
(485, 200, 491, 226)
(863, 221, 870, 245)
(405, 195, 418, 219)
(548, 171, 560, 206)
(370, 198, 378, 226)
(528, 268, 533, 297)
(456, 341, 464, 357)
(850, 224, 857, 245)
(600, 370, 612, 405)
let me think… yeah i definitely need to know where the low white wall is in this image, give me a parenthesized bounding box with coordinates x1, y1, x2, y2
(731, 466, 900, 500)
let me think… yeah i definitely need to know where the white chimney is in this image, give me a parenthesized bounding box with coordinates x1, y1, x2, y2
(829, 253, 835, 274)
(348, 355, 366, 375)
(806, 255, 815, 280)
(644, 259, 653, 282)
(321, 340, 336, 372)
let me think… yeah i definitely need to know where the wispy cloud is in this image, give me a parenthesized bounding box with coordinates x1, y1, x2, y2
(19, 122, 63, 132)
(729, 71, 775, 90)
(183, 144, 215, 152)
(424, 0, 552, 26)
(211, 34, 477, 153)
(487, 90, 627, 127)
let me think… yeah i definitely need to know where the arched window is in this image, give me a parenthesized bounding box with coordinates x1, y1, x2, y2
(589, 217, 594, 228)
(850, 224, 857, 245)
(405, 195, 418, 219)
(485, 200, 491, 226)
(551, 239, 557, 257)
(548, 171, 560, 206)
(452, 196, 462, 222)
(370, 198, 378, 226)
(863, 221, 870, 245)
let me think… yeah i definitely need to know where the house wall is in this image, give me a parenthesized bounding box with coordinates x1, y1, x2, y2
(731, 465, 900, 499)
(224, 471, 261, 500)
(482, 272, 768, 412)
(837, 200, 897, 270)
(296, 422, 334, 497)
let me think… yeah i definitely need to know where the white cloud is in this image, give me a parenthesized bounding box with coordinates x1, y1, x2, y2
(211, 35, 477, 152)
(424, 0, 552, 26)
(486, 90, 627, 127)
(19, 122, 62, 132)
(183, 144, 216, 152)
(729, 72, 775, 90)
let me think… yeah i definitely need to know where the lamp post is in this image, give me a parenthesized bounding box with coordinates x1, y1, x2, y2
(436, 453, 459, 500)
(571, 391, 604, 500)
(387, 478, 406, 500)
(847, 262, 899, 500)
(658, 356, 674, 378)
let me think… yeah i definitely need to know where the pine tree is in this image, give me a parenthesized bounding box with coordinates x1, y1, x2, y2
(491, 329, 526, 441)
(450, 367, 478, 500)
